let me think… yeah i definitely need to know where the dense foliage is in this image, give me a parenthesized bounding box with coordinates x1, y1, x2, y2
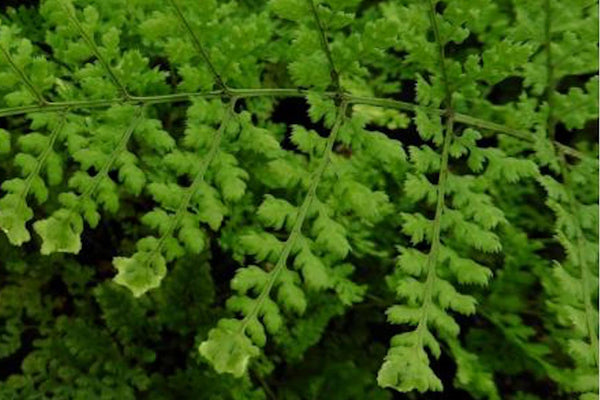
(0, 0, 598, 398)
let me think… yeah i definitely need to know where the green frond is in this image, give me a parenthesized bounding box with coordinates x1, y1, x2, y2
(0, 0, 596, 398)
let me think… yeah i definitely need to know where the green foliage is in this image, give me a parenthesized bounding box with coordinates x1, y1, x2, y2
(0, 0, 597, 398)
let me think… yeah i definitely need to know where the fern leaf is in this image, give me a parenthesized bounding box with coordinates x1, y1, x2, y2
(0, 114, 65, 245)
(33, 106, 143, 254)
(114, 101, 235, 296)
(200, 100, 348, 376)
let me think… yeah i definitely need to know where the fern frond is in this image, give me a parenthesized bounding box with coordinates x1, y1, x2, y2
(529, 1, 599, 397)
(33, 105, 144, 254)
(56, 0, 131, 99)
(0, 37, 46, 105)
(0, 1, 596, 397)
(167, 0, 229, 93)
(0, 113, 66, 245)
(113, 100, 236, 297)
(379, 1, 541, 394)
(199, 99, 348, 376)
(0, 24, 54, 107)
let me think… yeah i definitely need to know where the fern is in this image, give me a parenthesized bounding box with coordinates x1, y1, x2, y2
(113, 100, 235, 297)
(0, 0, 597, 398)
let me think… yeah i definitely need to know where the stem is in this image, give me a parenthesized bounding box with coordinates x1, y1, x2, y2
(0, 89, 311, 117)
(480, 309, 560, 379)
(18, 113, 67, 206)
(238, 101, 348, 334)
(426, 0, 452, 108)
(305, 0, 341, 92)
(0, 43, 47, 105)
(545, 0, 556, 141)
(558, 152, 599, 367)
(168, 0, 229, 93)
(414, 114, 454, 343)
(544, 0, 598, 367)
(76, 107, 143, 203)
(0, 89, 589, 161)
(59, 0, 131, 99)
(348, 95, 422, 114)
(251, 370, 278, 400)
(147, 100, 235, 262)
(414, 0, 455, 347)
(48, 107, 143, 238)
